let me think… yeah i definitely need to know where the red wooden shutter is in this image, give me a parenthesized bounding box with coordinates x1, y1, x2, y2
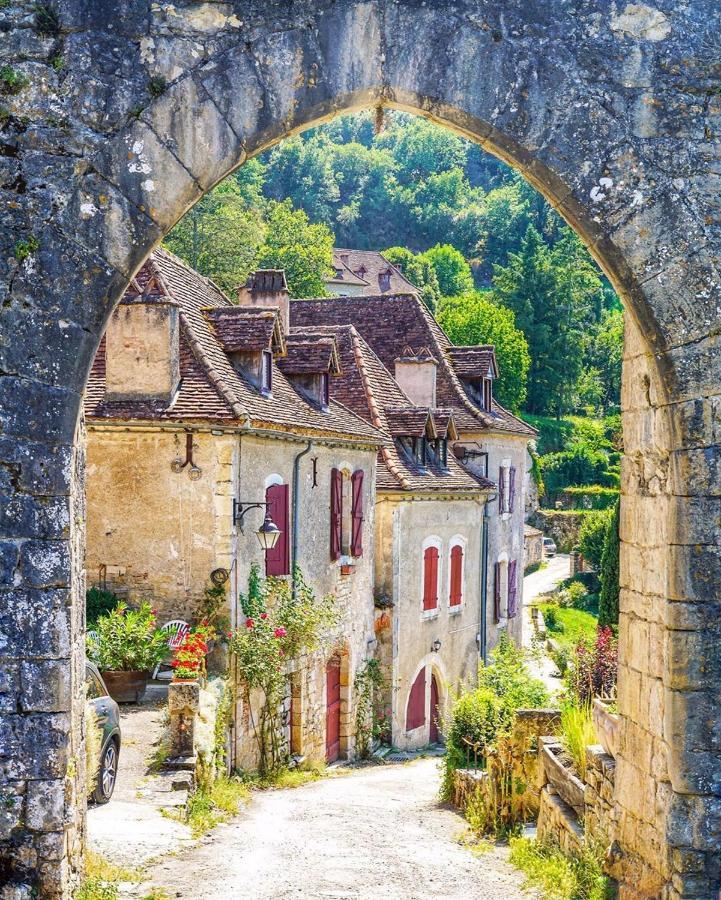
(406, 667, 426, 731)
(509, 466, 516, 513)
(450, 545, 463, 607)
(508, 560, 518, 618)
(423, 546, 439, 611)
(498, 467, 506, 513)
(493, 561, 501, 623)
(350, 469, 364, 558)
(265, 483, 289, 576)
(330, 468, 342, 561)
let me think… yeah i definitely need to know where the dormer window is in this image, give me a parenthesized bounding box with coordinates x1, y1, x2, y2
(261, 350, 273, 396)
(321, 373, 330, 409)
(378, 271, 391, 292)
(397, 436, 428, 470)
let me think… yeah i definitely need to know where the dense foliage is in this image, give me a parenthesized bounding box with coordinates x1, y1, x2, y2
(599, 500, 620, 628)
(86, 587, 119, 627)
(566, 627, 618, 706)
(87, 601, 167, 672)
(441, 634, 548, 798)
(165, 109, 623, 416)
(578, 509, 614, 570)
(438, 291, 530, 412)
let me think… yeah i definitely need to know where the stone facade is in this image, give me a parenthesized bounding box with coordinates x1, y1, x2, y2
(2, 2, 721, 896)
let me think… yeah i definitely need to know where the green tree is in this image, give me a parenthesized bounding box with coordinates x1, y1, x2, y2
(256, 200, 334, 298)
(422, 244, 474, 297)
(437, 291, 530, 413)
(581, 308, 623, 413)
(163, 177, 265, 295)
(383, 246, 441, 311)
(578, 508, 613, 570)
(599, 500, 620, 627)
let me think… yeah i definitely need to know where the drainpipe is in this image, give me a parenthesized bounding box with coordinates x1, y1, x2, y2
(291, 439, 313, 598)
(479, 492, 498, 665)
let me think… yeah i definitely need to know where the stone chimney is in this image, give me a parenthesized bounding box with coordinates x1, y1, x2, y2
(237, 270, 290, 334)
(105, 296, 180, 402)
(394, 346, 437, 408)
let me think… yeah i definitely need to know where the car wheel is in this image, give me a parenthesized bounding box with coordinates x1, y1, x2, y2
(93, 740, 118, 804)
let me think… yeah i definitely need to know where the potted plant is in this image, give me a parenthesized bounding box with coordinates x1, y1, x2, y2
(592, 696, 620, 759)
(170, 626, 211, 683)
(88, 602, 167, 703)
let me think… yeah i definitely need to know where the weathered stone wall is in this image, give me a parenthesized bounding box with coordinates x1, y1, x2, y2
(2, 2, 721, 896)
(529, 509, 591, 554)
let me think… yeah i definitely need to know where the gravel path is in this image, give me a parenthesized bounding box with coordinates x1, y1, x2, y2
(143, 758, 534, 899)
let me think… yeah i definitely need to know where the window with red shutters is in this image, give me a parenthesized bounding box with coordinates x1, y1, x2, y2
(350, 470, 364, 557)
(265, 483, 289, 576)
(493, 561, 502, 623)
(330, 468, 342, 561)
(508, 466, 516, 513)
(449, 544, 463, 607)
(423, 546, 439, 611)
(508, 560, 518, 618)
(406, 667, 426, 731)
(498, 466, 506, 513)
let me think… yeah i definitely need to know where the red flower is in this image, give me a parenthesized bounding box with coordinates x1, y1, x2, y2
(274, 627, 287, 639)
(246, 618, 255, 629)
(260, 613, 268, 620)
(227, 631, 233, 638)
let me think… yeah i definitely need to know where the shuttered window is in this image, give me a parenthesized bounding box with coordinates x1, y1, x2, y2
(508, 560, 518, 618)
(423, 546, 439, 611)
(508, 466, 516, 513)
(330, 468, 342, 561)
(265, 483, 289, 576)
(406, 667, 426, 731)
(449, 544, 463, 607)
(493, 561, 502, 623)
(498, 467, 506, 513)
(350, 470, 364, 558)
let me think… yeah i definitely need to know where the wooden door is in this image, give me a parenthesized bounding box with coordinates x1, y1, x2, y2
(406, 667, 426, 732)
(325, 656, 341, 762)
(429, 674, 440, 744)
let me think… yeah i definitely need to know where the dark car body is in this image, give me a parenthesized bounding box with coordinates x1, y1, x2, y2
(85, 661, 121, 803)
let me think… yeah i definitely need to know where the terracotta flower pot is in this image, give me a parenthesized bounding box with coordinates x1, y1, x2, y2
(592, 697, 620, 759)
(101, 669, 150, 703)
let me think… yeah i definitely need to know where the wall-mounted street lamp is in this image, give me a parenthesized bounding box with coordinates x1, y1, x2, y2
(431, 638, 442, 653)
(233, 500, 281, 551)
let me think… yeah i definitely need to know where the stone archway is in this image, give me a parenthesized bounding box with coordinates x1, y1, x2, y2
(2, 3, 720, 897)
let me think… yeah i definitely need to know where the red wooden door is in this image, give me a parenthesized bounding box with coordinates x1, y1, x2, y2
(406, 667, 426, 732)
(429, 674, 440, 744)
(325, 656, 341, 762)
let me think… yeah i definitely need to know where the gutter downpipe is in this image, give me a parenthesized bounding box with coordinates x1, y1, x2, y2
(291, 439, 313, 599)
(480, 492, 497, 666)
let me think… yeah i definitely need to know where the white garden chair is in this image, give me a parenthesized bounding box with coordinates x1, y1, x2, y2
(152, 619, 190, 680)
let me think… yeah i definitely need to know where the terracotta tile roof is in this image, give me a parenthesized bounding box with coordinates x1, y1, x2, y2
(327, 249, 420, 296)
(204, 306, 286, 354)
(84, 248, 381, 445)
(446, 346, 499, 380)
(277, 334, 341, 376)
(384, 407, 435, 438)
(288, 323, 492, 495)
(432, 409, 458, 440)
(291, 294, 536, 437)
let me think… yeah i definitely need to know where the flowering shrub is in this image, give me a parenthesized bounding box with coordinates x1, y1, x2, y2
(87, 601, 167, 672)
(567, 626, 617, 705)
(229, 565, 338, 775)
(172, 626, 211, 681)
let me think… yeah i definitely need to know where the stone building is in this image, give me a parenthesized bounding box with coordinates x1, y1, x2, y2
(325, 248, 419, 297)
(293, 292, 535, 660)
(84, 249, 382, 767)
(292, 293, 534, 747)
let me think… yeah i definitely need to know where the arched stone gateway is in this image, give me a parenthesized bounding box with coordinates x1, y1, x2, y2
(1, 2, 720, 896)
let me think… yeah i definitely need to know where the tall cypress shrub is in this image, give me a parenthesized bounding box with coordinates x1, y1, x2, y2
(599, 499, 620, 627)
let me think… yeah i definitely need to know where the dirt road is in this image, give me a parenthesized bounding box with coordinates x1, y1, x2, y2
(142, 758, 534, 899)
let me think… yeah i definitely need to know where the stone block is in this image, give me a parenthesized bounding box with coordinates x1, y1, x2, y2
(19, 661, 70, 713)
(0, 542, 20, 585)
(26, 780, 64, 832)
(18, 541, 71, 589)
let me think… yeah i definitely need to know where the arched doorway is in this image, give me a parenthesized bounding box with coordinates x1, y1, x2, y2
(2, 4, 719, 896)
(326, 655, 342, 764)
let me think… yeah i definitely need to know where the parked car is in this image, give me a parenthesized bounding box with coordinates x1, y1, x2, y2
(543, 537, 557, 558)
(85, 661, 122, 804)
